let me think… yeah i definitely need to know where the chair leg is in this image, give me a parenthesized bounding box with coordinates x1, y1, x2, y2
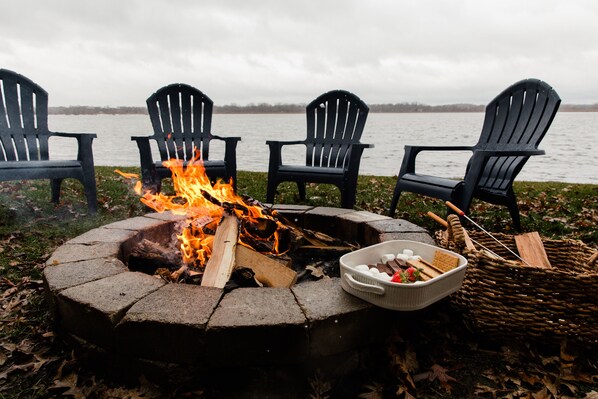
(50, 179, 63, 204)
(266, 178, 277, 204)
(505, 194, 522, 231)
(82, 176, 98, 214)
(340, 186, 356, 209)
(388, 184, 402, 217)
(297, 182, 306, 200)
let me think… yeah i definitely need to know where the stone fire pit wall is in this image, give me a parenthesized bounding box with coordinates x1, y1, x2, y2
(43, 205, 435, 382)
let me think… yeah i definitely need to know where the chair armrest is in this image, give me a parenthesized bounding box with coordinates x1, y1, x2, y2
(355, 143, 375, 149)
(473, 148, 545, 157)
(131, 136, 155, 176)
(52, 132, 96, 164)
(266, 139, 306, 146)
(344, 143, 373, 172)
(212, 135, 241, 143)
(53, 132, 98, 139)
(398, 145, 475, 176)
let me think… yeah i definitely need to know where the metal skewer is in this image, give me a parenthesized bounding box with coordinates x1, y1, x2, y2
(426, 211, 505, 261)
(445, 201, 532, 267)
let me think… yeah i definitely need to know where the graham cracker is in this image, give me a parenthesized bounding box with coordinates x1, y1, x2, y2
(432, 250, 460, 272)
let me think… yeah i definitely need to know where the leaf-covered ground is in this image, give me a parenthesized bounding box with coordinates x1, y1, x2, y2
(1, 170, 597, 398)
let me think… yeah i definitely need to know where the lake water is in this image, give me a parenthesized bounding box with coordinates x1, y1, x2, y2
(47, 112, 597, 184)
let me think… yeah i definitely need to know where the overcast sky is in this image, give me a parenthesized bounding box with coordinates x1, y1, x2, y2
(2, 0, 597, 107)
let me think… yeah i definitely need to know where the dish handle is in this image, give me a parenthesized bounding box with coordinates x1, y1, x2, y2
(343, 273, 385, 295)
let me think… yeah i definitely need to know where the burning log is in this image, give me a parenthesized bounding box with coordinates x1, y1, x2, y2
(235, 245, 297, 288)
(128, 239, 182, 274)
(201, 212, 240, 288)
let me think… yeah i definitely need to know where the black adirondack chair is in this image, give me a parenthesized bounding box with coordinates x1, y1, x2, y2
(131, 84, 241, 192)
(388, 78, 561, 230)
(266, 90, 372, 209)
(0, 69, 97, 213)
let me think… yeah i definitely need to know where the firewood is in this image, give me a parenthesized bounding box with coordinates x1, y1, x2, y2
(128, 239, 182, 274)
(235, 245, 297, 288)
(201, 212, 239, 288)
(515, 232, 551, 268)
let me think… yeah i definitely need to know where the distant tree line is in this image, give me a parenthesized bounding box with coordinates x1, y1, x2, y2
(49, 102, 598, 115)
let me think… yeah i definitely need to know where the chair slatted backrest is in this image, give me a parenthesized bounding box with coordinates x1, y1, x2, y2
(146, 83, 214, 162)
(305, 90, 369, 169)
(0, 69, 51, 162)
(474, 79, 561, 191)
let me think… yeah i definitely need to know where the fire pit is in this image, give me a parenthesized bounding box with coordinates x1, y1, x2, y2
(43, 205, 435, 387)
(43, 159, 436, 393)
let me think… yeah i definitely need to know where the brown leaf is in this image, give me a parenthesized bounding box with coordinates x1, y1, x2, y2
(428, 364, 456, 392)
(532, 387, 551, 399)
(50, 373, 86, 399)
(358, 383, 385, 399)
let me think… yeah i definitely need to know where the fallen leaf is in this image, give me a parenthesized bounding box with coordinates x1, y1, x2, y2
(428, 364, 456, 392)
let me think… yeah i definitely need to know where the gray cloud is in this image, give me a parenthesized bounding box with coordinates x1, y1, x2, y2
(2, 0, 597, 106)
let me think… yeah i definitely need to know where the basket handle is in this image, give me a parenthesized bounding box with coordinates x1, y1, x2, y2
(589, 251, 598, 266)
(343, 273, 386, 295)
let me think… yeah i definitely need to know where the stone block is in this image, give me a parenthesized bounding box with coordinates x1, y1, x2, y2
(66, 227, 137, 245)
(43, 258, 127, 319)
(303, 207, 356, 236)
(292, 278, 384, 357)
(56, 272, 165, 349)
(335, 211, 390, 243)
(378, 232, 437, 246)
(207, 288, 308, 367)
(103, 216, 167, 232)
(362, 218, 428, 246)
(46, 242, 121, 265)
(44, 258, 127, 293)
(116, 284, 222, 364)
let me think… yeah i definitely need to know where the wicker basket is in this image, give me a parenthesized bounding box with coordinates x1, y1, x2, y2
(437, 223, 598, 346)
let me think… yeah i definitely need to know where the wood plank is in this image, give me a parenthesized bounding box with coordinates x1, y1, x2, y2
(515, 232, 551, 268)
(201, 213, 239, 288)
(235, 245, 297, 288)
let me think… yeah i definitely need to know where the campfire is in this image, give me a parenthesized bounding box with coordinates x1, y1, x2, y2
(117, 157, 352, 289)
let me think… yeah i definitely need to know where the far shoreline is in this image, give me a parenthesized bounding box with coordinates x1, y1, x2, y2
(49, 103, 598, 116)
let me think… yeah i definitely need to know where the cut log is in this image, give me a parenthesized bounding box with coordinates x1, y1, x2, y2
(515, 232, 551, 268)
(201, 213, 240, 288)
(128, 239, 182, 274)
(235, 245, 297, 288)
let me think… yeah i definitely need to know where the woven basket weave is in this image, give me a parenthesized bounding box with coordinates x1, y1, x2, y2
(437, 226, 598, 346)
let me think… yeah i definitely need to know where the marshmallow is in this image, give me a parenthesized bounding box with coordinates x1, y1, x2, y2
(402, 249, 414, 257)
(368, 268, 380, 276)
(408, 255, 421, 261)
(354, 264, 370, 272)
(377, 273, 392, 281)
(380, 253, 396, 263)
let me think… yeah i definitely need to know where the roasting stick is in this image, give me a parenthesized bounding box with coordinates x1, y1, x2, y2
(445, 201, 532, 267)
(426, 211, 504, 260)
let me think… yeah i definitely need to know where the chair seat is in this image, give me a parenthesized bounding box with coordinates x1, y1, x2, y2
(398, 173, 463, 200)
(0, 160, 82, 169)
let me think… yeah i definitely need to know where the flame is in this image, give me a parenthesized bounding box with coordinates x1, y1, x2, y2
(122, 156, 288, 268)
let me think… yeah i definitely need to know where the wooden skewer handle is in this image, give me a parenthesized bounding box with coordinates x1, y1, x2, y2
(445, 201, 465, 216)
(426, 211, 448, 227)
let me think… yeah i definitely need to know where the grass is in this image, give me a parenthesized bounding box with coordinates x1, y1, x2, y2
(0, 167, 597, 398)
